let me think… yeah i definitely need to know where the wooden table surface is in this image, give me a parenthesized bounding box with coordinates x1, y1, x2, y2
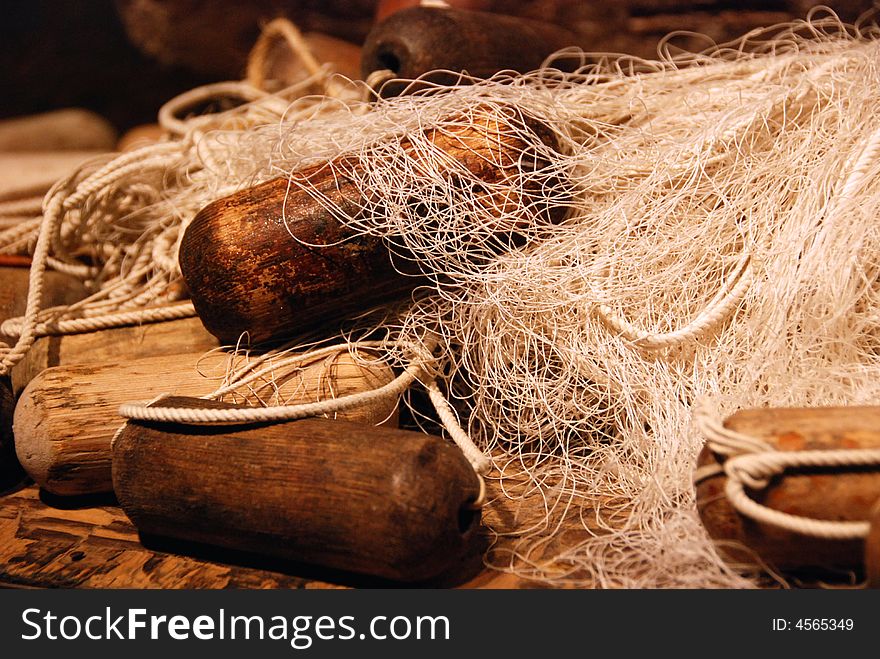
(0, 480, 524, 589)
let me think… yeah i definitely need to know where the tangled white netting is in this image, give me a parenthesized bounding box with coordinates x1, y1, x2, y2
(4, 10, 880, 587)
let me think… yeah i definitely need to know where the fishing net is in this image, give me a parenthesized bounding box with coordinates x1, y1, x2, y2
(4, 9, 880, 587)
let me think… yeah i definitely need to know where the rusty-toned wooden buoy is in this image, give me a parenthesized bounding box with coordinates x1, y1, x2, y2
(179, 104, 566, 345)
(179, 164, 419, 346)
(696, 406, 880, 574)
(14, 350, 399, 496)
(361, 5, 579, 96)
(113, 396, 482, 582)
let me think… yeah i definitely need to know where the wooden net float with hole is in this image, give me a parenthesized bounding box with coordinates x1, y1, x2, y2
(361, 5, 579, 97)
(112, 396, 482, 582)
(179, 103, 567, 345)
(9, 315, 218, 396)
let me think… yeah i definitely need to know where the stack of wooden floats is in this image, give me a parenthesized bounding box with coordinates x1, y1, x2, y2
(0, 108, 120, 491)
(6, 3, 878, 589)
(0, 101, 488, 585)
(1, 272, 485, 585)
(0, 7, 576, 588)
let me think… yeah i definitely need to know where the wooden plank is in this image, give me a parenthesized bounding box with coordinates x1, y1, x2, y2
(11, 316, 217, 395)
(0, 484, 309, 589)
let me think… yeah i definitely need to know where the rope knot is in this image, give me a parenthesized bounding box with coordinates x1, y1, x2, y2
(695, 399, 880, 540)
(724, 454, 778, 490)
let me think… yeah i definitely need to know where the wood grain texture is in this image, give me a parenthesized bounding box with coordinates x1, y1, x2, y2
(180, 105, 566, 345)
(696, 406, 880, 572)
(0, 267, 89, 330)
(0, 481, 526, 588)
(1, 266, 88, 486)
(180, 164, 417, 345)
(113, 397, 482, 582)
(14, 350, 398, 496)
(10, 315, 218, 396)
(362, 6, 578, 95)
(0, 484, 311, 589)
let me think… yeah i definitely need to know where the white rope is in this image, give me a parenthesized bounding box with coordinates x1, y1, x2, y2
(597, 253, 753, 350)
(0, 302, 196, 338)
(119, 336, 490, 473)
(0, 189, 65, 375)
(366, 69, 396, 93)
(158, 81, 285, 135)
(426, 379, 491, 473)
(0, 218, 41, 250)
(119, 357, 424, 424)
(695, 400, 880, 540)
(837, 125, 880, 200)
(723, 450, 879, 540)
(0, 29, 369, 365)
(121, 336, 446, 425)
(207, 341, 392, 398)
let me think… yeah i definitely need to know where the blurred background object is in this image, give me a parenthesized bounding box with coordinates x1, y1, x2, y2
(1, 0, 874, 132)
(0, 1, 213, 131)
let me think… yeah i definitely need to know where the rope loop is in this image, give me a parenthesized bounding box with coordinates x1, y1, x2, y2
(696, 398, 880, 540)
(119, 338, 491, 474)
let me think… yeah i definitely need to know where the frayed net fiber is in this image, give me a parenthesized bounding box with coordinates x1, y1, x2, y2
(328, 16, 880, 587)
(5, 12, 880, 587)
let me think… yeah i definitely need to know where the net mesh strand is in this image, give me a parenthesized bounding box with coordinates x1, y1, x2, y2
(3, 11, 880, 587)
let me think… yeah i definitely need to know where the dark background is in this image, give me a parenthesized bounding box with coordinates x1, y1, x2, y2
(0, 0, 874, 132)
